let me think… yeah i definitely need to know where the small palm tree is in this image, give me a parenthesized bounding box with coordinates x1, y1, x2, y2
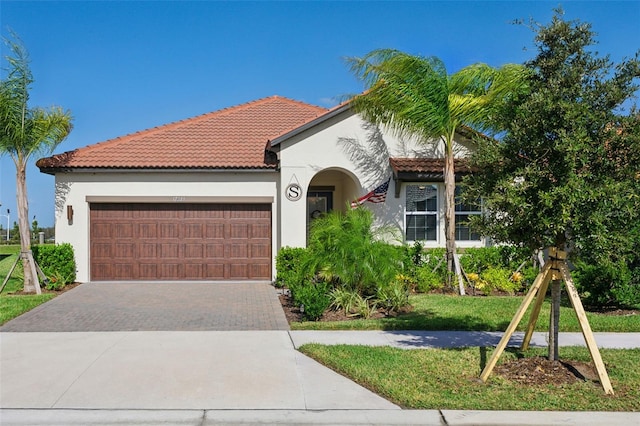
(347, 49, 525, 280)
(1, 33, 73, 293)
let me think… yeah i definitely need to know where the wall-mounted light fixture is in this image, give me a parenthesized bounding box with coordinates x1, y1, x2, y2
(67, 205, 74, 223)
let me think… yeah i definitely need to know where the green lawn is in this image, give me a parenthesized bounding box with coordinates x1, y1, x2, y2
(291, 293, 640, 332)
(0, 247, 54, 325)
(300, 344, 640, 411)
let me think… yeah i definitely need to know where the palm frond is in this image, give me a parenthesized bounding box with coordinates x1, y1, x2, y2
(346, 49, 451, 141)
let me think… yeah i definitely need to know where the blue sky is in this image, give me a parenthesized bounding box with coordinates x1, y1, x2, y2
(1, 1, 639, 228)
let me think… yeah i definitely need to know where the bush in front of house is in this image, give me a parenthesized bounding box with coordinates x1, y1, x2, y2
(289, 280, 332, 321)
(32, 243, 76, 290)
(304, 207, 404, 296)
(274, 246, 309, 288)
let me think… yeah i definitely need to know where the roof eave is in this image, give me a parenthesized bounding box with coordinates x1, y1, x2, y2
(269, 102, 352, 147)
(38, 166, 278, 175)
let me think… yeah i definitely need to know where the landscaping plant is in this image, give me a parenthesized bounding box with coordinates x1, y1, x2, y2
(32, 243, 76, 290)
(304, 207, 403, 296)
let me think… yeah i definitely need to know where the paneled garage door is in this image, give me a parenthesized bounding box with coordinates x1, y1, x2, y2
(90, 203, 271, 281)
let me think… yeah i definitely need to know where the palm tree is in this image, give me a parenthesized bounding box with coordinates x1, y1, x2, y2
(347, 49, 525, 285)
(1, 33, 73, 293)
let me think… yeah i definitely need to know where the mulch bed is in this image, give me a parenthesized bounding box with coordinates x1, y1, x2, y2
(494, 356, 600, 386)
(278, 293, 409, 323)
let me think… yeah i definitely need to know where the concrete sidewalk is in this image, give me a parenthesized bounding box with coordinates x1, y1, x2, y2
(1, 408, 638, 425)
(2, 330, 639, 425)
(289, 330, 640, 350)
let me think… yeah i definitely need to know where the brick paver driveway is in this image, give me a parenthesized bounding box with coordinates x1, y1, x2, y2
(0, 282, 289, 331)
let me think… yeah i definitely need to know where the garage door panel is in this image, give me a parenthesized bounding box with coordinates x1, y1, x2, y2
(229, 243, 248, 258)
(184, 223, 204, 238)
(92, 223, 112, 238)
(229, 263, 248, 279)
(114, 223, 134, 238)
(92, 243, 112, 258)
(159, 223, 180, 238)
(251, 223, 270, 238)
(184, 264, 204, 279)
(250, 243, 270, 258)
(114, 263, 135, 279)
(251, 264, 271, 279)
(184, 244, 204, 258)
(139, 243, 157, 258)
(138, 223, 158, 238)
(206, 224, 225, 239)
(161, 263, 180, 278)
(114, 243, 135, 258)
(206, 263, 225, 279)
(159, 243, 179, 259)
(206, 243, 225, 258)
(139, 263, 158, 279)
(229, 224, 248, 239)
(90, 203, 271, 281)
(91, 263, 111, 280)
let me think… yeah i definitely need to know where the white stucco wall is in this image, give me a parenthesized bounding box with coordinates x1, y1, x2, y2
(54, 171, 278, 282)
(276, 109, 483, 250)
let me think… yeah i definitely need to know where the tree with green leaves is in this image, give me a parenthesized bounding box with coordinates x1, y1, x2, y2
(346, 49, 526, 282)
(465, 10, 640, 359)
(1, 33, 73, 293)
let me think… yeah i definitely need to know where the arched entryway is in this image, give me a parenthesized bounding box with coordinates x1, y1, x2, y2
(306, 168, 360, 233)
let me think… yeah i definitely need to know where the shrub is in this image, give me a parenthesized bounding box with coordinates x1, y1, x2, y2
(481, 267, 520, 295)
(573, 259, 640, 308)
(32, 243, 76, 289)
(289, 281, 332, 321)
(377, 280, 410, 314)
(305, 208, 403, 296)
(413, 264, 445, 293)
(460, 247, 502, 274)
(275, 246, 309, 288)
(421, 248, 447, 270)
(352, 294, 377, 319)
(330, 287, 361, 315)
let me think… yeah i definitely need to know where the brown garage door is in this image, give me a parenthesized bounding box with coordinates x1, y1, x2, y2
(90, 203, 271, 281)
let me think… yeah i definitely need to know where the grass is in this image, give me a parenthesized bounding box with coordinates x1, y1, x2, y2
(0, 246, 54, 325)
(300, 344, 640, 411)
(290, 293, 640, 332)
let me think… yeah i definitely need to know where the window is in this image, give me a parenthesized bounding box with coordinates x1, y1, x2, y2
(405, 184, 438, 241)
(455, 186, 481, 241)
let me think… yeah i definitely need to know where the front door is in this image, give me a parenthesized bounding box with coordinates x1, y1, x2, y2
(307, 191, 333, 220)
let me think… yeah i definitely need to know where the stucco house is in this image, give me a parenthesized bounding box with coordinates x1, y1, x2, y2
(37, 96, 485, 283)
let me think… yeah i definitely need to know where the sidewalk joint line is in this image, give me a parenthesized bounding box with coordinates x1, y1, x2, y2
(50, 333, 129, 408)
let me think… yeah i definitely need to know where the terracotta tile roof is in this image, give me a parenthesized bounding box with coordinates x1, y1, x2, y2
(37, 96, 328, 172)
(389, 157, 475, 174)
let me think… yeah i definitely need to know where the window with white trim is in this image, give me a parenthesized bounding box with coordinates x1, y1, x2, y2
(455, 186, 482, 241)
(405, 184, 438, 241)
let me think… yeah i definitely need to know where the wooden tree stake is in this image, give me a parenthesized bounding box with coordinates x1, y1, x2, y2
(480, 248, 614, 395)
(559, 261, 614, 395)
(479, 262, 551, 382)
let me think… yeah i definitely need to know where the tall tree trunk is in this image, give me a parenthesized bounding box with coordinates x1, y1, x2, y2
(16, 164, 36, 293)
(443, 135, 457, 288)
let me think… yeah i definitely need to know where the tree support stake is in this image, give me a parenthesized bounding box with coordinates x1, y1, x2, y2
(479, 248, 614, 395)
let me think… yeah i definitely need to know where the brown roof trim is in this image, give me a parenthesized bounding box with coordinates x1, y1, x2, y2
(389, 157, 476, 197)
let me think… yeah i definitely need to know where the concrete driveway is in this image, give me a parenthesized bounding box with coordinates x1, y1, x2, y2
(0, 282, 289, 332)
(0, 282, 399, 412)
